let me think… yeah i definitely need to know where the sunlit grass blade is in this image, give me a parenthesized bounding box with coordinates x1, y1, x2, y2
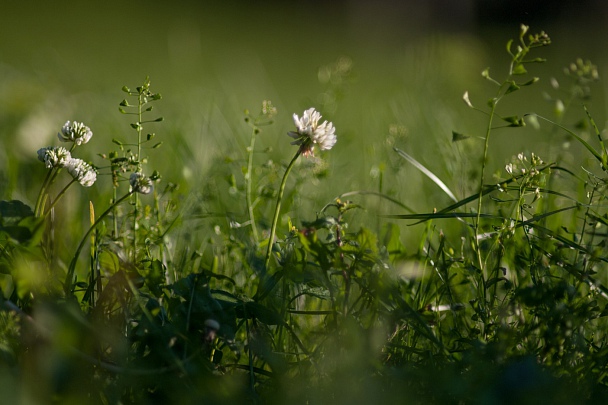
(584, 105, 608, 169)
(527, 113, 604, 168)
(383, 212, 500, 221)
(394, 147, 458, 203)
(386, 163, 556, 225)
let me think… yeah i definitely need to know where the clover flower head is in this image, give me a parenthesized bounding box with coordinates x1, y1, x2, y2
(37, 146, 72, 169)
(130, 172, 154, 195)
(66, 158, 97, 187)
(58, 121, 93, 145)
(287, 108, 337, 157)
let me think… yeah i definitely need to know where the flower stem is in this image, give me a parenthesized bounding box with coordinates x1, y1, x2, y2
(43, 179, 76, 217)
(264, 149, 301, 272)
(35, 169, 57, 217)
(246, 127, 259, 244)
(64, 191, 134, 296)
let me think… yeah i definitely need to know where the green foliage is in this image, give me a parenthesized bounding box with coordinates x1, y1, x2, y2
(1, 26, 608, 404)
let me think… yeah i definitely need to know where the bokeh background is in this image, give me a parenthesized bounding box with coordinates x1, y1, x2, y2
(1, 0, 608, 226)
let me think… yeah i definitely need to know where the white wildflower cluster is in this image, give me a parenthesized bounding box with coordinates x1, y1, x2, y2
(37, 121, 97, 187)
(37, 146, 72, 169)
(130, 172, 154, 195)
(288, 108, 336, 157)
(66, 159, 97, 187)
(505, 152, 544, 178)
(58, 121, 93, 146)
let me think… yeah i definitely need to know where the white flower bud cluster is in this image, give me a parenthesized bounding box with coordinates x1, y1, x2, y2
(66, 159, 97, 187)
(58, 121, 93, 145)
(130, 172, 154, 195)
(37, 146, 72, 169)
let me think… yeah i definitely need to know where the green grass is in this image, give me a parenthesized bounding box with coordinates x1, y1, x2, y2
(2, 4, 608, 404)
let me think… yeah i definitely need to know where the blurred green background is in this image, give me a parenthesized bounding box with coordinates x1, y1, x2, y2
(1, 0, 607, 223)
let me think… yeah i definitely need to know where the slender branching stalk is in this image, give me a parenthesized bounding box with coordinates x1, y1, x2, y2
(264, 149, 301, 271)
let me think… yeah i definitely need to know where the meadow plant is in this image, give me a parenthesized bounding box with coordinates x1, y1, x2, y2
(1, 26, 608, 405)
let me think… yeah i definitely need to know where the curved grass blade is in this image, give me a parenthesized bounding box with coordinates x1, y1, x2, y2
(394, 147, 458, 202)
(527, 113, 603, 168)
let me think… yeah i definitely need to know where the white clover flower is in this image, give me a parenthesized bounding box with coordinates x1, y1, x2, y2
(287, 108, 337, 157)
(129, 172, 153, 195)
(66, 158, 97, 187)
(37, 146, 72, 169)
(58, 121, 93, 145)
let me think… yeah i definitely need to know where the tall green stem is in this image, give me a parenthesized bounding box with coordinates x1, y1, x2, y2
(473, 99, 498, 274)
(133, 92, 143, 261)
(34, 170, 54, 217)
(64, 191, 134, 296)
(42, 179, 76, 217)
(264, 149, 301, 271)
(246, 127, 259, 244)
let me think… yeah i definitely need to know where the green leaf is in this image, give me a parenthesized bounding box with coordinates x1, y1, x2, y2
(237, 302, 283, 325)
(505, 81, 520, 94)
(506, 39, 513, 55)
(512, 63, 527, 75)
(452, 131, 470, 142)
(0, 273, 14, 299)
(520, 77, 539, 86)
(0, 200, 34, 226)
(382, 223, 406, 261)
(142, 259, 165, 297)
(502, 116, 525, 127)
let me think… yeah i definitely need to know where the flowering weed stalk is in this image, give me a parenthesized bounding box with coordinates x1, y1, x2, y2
(462, 25, 550, 297)
(244, 100, 277, 245)
(261, 108, 337, 296)
(117, 77, 162, 260)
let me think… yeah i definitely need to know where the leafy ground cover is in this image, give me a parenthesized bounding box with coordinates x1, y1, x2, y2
(2, 22, 608, 404)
